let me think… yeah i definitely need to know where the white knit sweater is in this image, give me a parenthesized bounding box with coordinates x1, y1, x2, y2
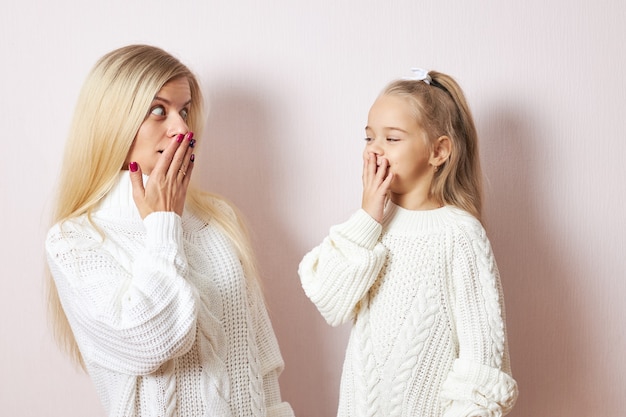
(299, 203, 518, 417)
(46, 173, 294, 417)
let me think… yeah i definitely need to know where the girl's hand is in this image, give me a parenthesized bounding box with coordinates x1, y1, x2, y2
(129, 132, 196, 219)
(361, 152, 393, 223)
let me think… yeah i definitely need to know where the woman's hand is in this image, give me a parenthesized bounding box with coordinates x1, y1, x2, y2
(361, 152, 393, 223)
(129, 132, 196, 219)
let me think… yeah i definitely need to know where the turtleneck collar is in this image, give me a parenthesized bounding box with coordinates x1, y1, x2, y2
(92, 172, 204, 232)
(93, 172, 146, 221)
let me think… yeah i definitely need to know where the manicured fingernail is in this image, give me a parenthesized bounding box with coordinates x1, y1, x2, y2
(186, 132, 194, 140)
(190, 154, 195, 162)
(189, 139, 196, 148)
(129, 162, 138, 172)
(177, 134, 184, 143)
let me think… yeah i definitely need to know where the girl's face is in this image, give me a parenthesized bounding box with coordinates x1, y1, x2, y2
(124, 77, 192, 175)
(364, 93, 436, 207)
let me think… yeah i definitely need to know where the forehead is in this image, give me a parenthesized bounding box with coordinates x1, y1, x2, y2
(156, 77, 191, 99)
(367, 94, 419, 129)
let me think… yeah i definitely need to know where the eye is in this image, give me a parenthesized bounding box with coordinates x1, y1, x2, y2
(364, 137, 373, 142)
(386, 137, 400, 142)
(180, 108, 189, 120)
(150, 105, 166, 117)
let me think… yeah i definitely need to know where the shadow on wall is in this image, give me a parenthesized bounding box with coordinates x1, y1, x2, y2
(195, 82, 341, 416)
(480, 105, 587, 416)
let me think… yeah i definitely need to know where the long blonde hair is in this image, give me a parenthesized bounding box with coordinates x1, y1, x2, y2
(382, 71, 483, 221)
(47, 44, 259, 366)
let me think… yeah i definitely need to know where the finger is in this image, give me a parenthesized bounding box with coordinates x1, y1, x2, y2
(181, 153, 195, 186)
(369, 153, 378, 176)
(375, 158, 389, 181)
(381, 170, 393, 190)
(174, 152, 195, 216)
(177, 154, 195, 183)
(128, 162, 151, 218)
(172, 133, 191, 173)
(177, 134, 195, 180)
(128, 161, 145, 195)
(152, 134, 185, 177)
(168, 132, 193, 181)
(363, 153, 376, 182)
(362, 155, 369, 183)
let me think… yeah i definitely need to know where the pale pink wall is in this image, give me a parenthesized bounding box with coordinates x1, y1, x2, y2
(1, 1, 625, 416)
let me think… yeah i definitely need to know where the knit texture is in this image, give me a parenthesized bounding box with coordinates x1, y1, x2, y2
(46, 172, 294, 417)
(299, 203, 518, 417)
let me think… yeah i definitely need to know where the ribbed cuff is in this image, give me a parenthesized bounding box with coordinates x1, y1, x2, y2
(441, 358, 518, 414)
(143, 212, 183, 246)
(335, 209, 383, 250)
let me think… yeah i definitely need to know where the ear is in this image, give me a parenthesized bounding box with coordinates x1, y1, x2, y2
(430, 135, 451, 167)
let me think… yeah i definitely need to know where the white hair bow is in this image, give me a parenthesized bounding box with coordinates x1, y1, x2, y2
(403, 67, 431, 84)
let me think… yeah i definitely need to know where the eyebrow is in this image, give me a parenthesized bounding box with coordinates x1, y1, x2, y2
(153, 96, 192, 107)
(365, 126, 410, 134)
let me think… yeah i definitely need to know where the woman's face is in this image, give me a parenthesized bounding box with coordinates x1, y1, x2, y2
(124, 77, 192, 175)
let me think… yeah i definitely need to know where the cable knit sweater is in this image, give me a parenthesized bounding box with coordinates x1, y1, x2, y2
(46, 173, 294, 417)
(299, 203, 518, 417)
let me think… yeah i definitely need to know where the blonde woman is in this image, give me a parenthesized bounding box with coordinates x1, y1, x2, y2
(45, 44, 293, 417)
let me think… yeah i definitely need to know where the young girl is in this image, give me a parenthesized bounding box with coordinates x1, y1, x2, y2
(45, 45, 293, 417)
(299, 69, 518, 416)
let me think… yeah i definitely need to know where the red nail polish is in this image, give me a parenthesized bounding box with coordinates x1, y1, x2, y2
(187, 132, 194, 140)
(190, 154, 195, 162)
(129, 162, 138, 172)
(177, 134, 184, 143)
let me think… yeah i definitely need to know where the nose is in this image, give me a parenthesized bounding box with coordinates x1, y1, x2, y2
(167, 113, 189, 138)
(368, 138, 383, 155)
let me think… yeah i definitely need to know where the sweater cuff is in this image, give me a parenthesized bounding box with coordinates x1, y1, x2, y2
(143, 212, 183, 246)
(334, 209, 383, 250)
(440, 359, 518, 416)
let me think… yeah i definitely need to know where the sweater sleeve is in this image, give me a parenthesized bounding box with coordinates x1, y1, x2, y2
(298, 209, 388, 326)
(45, 212, 197, 375)
(440, 220, 518, 416)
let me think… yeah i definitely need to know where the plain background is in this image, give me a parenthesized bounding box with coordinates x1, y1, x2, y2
(1, 1, 625, 416)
